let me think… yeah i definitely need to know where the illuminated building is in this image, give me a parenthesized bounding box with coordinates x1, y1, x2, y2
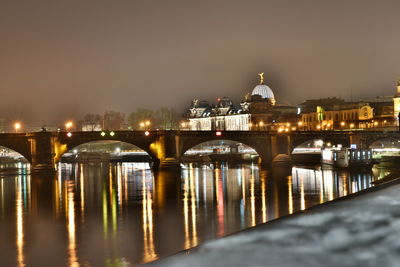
(187, 73, 297, 130)
(299, 97, 395, 130)
(393, 81, 400, 122)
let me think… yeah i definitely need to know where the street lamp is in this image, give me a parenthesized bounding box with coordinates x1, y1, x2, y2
(65, 121, 73, 131)
(14, 122, 21, 133)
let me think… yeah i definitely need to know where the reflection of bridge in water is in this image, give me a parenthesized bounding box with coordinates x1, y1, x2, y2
(0, 130, 398, 172)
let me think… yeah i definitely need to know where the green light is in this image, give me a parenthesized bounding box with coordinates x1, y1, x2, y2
(110, 131, 115, 136)
(101, 131, 106, 137)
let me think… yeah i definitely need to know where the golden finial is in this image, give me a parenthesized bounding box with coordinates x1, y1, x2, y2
(258, 72, 264, 84)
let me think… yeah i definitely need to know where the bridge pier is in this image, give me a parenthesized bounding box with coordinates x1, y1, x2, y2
(29, 132, 56, 173)
(157, 131, 181, 170)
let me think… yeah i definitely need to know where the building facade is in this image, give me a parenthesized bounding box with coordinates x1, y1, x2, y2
(186, 73, 298, 131)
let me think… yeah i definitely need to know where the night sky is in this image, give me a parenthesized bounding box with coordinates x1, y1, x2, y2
(1, 0, 400, 125)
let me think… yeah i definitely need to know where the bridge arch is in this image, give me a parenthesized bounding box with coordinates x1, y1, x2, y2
(0, 136, 32, 163)
(366, 137, 400, 149)
(56, 138, 158, 164)
(291, 135, 349, 152)
(0, 145, 30, 163)
(180, 136, 270, 167)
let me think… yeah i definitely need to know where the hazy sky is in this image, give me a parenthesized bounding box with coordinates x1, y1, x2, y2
(1, 0, 400, 125)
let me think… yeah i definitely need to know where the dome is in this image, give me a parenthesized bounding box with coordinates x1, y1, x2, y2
(251, 84, 275, 100)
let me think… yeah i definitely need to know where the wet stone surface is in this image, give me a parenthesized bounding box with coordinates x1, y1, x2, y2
(145, 182, 400, 267)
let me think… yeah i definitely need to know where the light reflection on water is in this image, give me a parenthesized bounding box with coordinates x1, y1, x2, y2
(0, 162, 390, 266)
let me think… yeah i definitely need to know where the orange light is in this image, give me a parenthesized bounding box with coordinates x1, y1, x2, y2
(298, 121, 303, 126)
(316, 125, 321, 129)
(144, 131, 150, 136)
(340, 121, 345, 126)
(291, 127, 296, 131)
(65, 121, 73, 130)
(145, 121, 151, 126)
(14, 122, 21, 133)
(216, 131, 222, 136)
(350, 123, 354, 128)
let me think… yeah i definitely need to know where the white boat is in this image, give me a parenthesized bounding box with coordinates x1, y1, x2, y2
(322, 147, 373, 168)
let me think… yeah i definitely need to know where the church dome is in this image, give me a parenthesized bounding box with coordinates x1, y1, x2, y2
(251, 84, 275, 99)
(250, 72, 276, 105)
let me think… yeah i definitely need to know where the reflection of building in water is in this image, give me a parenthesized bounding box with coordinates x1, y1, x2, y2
(291, 167, 374, 208)
(16, 175, 30, 267)
(181, 163, 263, 237)
(142, 169, 157, 262)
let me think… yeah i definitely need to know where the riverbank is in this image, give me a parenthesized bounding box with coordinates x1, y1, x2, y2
(144, 178, 400, 267)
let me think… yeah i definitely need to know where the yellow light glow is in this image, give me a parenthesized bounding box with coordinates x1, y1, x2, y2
(286, 123, 290, 127)
(14, 122, 21, 133)
(291, 127, 296, 131)
(374, 121, 378, 126)
(316, 125, 321, 129)
(340, 121, 345, 126)
(145, 121, 151, 126)
(350, 123, 354, 128)
(140, 122, 145, 127)
(65, 121, 73, 130)
(298, 121, 303, 126)
(259, 121, 264, 126)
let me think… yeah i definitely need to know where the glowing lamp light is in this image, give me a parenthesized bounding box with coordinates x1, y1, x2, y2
(291, 127, 296, 131)
(216, 131, 222, 136)
(67, 132, 72, 137)
(14, 122, 21, 133)
(100, 131, 106, 137)
(65, 121, 73, 131)
(144, 131, 150, 136)
(140, 122, 145, 127)
(110, 131, 115, 137)
(340, 121, 345, 126)
(350, 123, 355, 128)
(316, 125, 321, 130)
(298, 121, 303, 126)
(145, 121, 150, 126)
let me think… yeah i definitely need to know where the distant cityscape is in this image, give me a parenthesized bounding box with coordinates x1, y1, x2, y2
(1, 73, 400, 133)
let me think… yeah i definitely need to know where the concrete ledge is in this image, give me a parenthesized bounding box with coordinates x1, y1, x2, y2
(144, 178, 400, 267)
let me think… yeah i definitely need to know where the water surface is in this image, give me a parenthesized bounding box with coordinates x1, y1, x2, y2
(0, 162, 389, 266)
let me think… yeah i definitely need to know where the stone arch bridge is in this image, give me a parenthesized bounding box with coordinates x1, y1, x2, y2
(0, 130, 398, 172)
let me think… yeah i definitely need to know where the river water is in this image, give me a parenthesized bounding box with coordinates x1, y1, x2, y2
(0, 162, 392, 266)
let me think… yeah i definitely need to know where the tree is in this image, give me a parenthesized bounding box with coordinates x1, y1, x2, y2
(127, 109, 154, 130)
(103, 111, 125, 130)
(81, 113, 102, 131)
(155, 107, 179, 130)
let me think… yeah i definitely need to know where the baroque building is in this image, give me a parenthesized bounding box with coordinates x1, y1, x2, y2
(186, 73, 298, 131)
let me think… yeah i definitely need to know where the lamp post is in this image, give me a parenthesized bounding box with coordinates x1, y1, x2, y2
(14, 122, 21, 133)
(65, 121, 73, 132)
